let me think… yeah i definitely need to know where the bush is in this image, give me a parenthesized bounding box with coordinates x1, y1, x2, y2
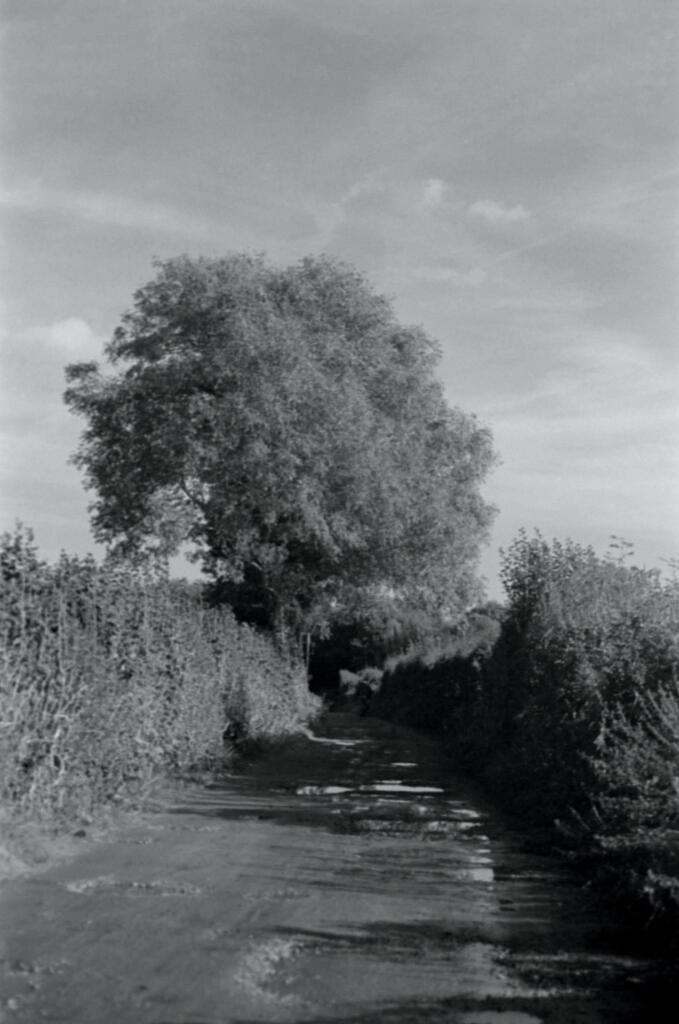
(373, 533, 679, 935)
(589, 681, 679, 931)
(374, 608, 501, 738)
(0, 525, 319, 826)
(490, 534, 679, 821)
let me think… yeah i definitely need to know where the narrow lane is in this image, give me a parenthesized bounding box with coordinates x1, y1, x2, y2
(0, 713, 670, 1022)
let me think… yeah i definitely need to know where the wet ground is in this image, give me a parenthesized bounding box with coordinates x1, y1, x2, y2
(0, 713, 673, 1022)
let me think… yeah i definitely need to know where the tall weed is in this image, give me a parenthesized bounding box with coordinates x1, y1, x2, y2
(0, 525, 319, 826)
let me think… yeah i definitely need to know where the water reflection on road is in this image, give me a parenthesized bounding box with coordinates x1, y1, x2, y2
(194, 712, 669, 1022)
(0, 712, 672, 1022)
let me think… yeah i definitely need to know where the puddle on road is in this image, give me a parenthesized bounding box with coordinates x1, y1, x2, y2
(424, 819, 477, 833)
(297, 785, 353, 795)
(239, 915, 665, 1023)
(364, 783, 445, 794)
(228, 714, 668, 1020)
(302, 731, 367, 747)
(458, 1013, 543, 1024)
(7, 713, 668, 1023)
(246, 922, 595, 1014)
(443, 866, 496, 883)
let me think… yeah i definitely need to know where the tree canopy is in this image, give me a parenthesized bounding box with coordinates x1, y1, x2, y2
(65, 254, 496, 632)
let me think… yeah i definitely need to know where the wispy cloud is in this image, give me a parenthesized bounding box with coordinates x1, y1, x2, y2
(0, 317, 104, 529)
(0, 318, 106, 443)
(476, 326, 679, 581)
(413, 264, 485, 287)
(340, 174, 387, 205)
(483, 329, 673, 418)
(26, 317, 105, 357)
(468, 199, 531, 225)
(421, 177, 448, 210)
(0, 182, 218, 239)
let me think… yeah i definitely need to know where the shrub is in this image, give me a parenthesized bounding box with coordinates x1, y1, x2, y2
(489, 534, 679, 820)
(374, 608, 501, 738)
(0, 525, 319, 826)
(372, 532, 679, 935)
(588, 681, 679, 930)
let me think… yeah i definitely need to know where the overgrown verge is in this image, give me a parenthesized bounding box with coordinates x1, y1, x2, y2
(0, 526, 319, 832)
(373, 533, 679, 944)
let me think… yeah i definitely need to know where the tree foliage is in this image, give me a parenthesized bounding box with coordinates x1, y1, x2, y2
(65, 254, 496, 630)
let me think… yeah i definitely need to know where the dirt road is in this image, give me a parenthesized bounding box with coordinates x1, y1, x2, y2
(0, 714, 671, 1022)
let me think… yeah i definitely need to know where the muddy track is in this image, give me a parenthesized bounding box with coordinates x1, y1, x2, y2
(0, 714, 672, 1022)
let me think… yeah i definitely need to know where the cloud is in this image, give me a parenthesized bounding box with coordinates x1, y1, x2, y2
(468, 199, 531, 224)
(340, 174, 387, 206)
(473, 324, 679, 583)
(421, 177, 448, 210)
(1, 318, 106, 426)
(0, 316, 106, 546)
(30, 317, 105, 357)
(322, 174, 451, 245)
(484, 329, 674, 423)
(478, 329, 678, 531)
(0, 182, 219, 239)
(304, 174, 389, 248)
(413, 265, 486, 287)
(1, 318, 106, 365)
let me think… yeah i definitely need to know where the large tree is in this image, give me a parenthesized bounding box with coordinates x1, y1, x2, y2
(65, 254, 496, 631)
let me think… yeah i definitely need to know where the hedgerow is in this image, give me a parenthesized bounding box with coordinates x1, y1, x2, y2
(0, 525, 319, 826)
(374, 532, 679, 936)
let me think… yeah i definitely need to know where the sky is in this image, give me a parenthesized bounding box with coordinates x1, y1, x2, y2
(1, 0, 678, 600)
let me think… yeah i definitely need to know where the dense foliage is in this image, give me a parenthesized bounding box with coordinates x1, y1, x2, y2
(374, 533, 679, 937)
(64, 254, 495, 633)
(0, 526, 319, 825)
(308, 590, 447, 693)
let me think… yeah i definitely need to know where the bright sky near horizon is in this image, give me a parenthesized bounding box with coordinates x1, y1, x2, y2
(1, 0, 678, 600)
